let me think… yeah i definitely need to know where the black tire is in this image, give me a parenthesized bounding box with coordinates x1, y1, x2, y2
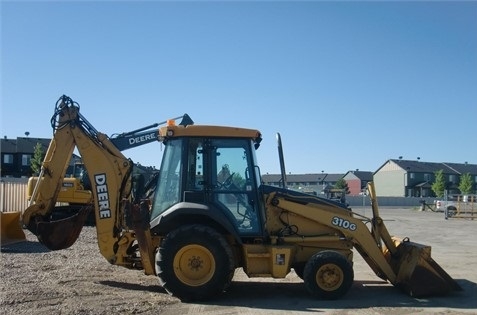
(156, 224, 234, 301)
(447, 206, 457, 218)
(303, 250, 354, 300)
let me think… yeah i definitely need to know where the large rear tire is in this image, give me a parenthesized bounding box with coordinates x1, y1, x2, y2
(156, 224, 234, 301)
(303, 250, 354, 300)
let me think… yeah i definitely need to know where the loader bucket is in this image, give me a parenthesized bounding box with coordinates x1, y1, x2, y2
(33, 206, 91, 250)
(386, 237, 462, 297)
(1, 212, 26, 246)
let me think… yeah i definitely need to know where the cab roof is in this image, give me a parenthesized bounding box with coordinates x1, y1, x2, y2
(159, 124, 262, 143)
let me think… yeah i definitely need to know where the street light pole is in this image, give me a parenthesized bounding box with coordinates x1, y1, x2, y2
(403, 172, 407, 197)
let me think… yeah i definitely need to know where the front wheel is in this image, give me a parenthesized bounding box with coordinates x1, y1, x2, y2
(156, 224, 235, 301)
(303, 250, 354, 300)
(446, 206, 457, 218)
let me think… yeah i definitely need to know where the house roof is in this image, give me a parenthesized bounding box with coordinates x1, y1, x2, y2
(15, 137, 51, 153)
(262, 173, 344, 183)
(375, 159, 477, 176)
(323, 173, 345, 182)
(443, 162, 477, 175)
(394, 159, 457, 173)
(415, 181, 432, 188)
(1, 137, 51, 154)
(343, 170, 373, 181)
(1, 138, 17, 152)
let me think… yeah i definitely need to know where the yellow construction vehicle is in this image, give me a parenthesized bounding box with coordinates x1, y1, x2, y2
(23, 95, 461, 301)
(26, 174, 93, 221)
(25, 116, 191, 224)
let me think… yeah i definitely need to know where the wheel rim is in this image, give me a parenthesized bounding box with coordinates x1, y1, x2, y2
(173, 244, 215, 286)
(315, 263, 344, 291)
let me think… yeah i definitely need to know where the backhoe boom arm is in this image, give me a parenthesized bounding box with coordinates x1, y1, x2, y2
(23, 95, 134, 264)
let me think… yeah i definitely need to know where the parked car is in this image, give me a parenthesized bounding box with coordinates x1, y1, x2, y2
(435, 195, 476, 219)
(434, 199, 457, 212)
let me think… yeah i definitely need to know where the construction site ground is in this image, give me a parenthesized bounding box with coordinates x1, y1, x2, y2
(1, 207, 476, 315)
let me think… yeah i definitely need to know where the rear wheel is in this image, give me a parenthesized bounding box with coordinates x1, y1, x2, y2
(303, 250, 354, 300)
(156, 224, 234, 301)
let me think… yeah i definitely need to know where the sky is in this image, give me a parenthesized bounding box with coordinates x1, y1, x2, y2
(1, 1, 476, 175)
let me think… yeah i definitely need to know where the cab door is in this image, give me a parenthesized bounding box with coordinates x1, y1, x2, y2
(207, 138, 262, 236)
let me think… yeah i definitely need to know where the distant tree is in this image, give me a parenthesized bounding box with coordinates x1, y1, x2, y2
(334, 178, 350, 194)
(431, 169, 446, 198)
(30, 143, 44, 175)
(458, 173, 474, 195)
(232, 173, 245, 188)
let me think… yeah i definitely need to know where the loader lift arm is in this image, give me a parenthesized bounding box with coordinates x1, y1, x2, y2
(266, 182, 461, 297)
(23, 95, 140, 267)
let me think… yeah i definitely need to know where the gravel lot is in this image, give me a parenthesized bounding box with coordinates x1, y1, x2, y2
(1, 207, 476, 315)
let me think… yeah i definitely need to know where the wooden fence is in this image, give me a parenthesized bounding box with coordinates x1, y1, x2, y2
(0, 178, 29, 213)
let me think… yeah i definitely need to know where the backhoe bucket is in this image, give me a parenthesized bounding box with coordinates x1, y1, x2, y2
(33, 206, 91, 250)
(386, 237, 462, 297)
(1, 212, 26, 246)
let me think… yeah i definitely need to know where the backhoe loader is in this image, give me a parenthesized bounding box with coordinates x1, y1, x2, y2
(23, 95, 461, 301)
(24, 115, 192, 225)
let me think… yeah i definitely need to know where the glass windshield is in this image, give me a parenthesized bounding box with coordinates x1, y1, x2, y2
(150, 139, 183, 219)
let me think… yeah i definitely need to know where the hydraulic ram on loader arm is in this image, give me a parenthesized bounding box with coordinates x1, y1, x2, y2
(267, 182, 461, 297)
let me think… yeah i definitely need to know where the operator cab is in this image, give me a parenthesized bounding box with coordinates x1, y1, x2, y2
(149, 123, 264, 239)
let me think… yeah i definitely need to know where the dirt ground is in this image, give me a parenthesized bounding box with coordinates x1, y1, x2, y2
(1, 207, 476, 315)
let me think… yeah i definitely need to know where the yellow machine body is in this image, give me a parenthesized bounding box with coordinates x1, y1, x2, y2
(22, 95, 461, 302)
(27, 176, 93, 205)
